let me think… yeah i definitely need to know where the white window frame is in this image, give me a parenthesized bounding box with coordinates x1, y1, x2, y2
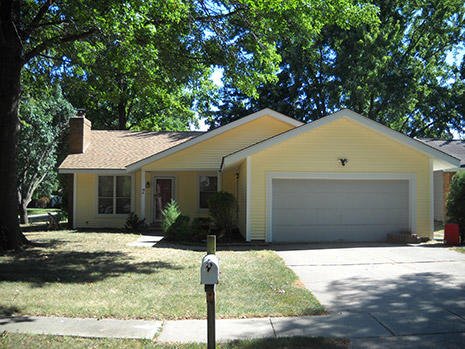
(97, 175, 134, 216)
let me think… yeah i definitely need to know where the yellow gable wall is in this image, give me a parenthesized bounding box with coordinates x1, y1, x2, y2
(249, 117, 432, 240)
(142, 115, 294, 171)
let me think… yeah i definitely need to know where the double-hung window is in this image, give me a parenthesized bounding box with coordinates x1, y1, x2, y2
(98, 176, 131, 214)
(199, 175, 217, 209)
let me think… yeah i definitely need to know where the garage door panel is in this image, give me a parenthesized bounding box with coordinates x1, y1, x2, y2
(271, 179, 410, 242)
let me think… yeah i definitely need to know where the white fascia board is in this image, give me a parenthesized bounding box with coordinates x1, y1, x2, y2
(59, 168, 128, 175)
(126, 108, 302, 172)
(222, 109, 461, 169)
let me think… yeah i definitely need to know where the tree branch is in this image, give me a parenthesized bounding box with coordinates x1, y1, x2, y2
(22, 28, 97, 64)
(22, 0, 55, 39)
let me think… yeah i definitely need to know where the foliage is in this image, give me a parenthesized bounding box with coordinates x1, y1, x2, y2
(446, 172, 465, 240)
(161, 200, 192, 241)
(191, 217, 212, 241)
(208, 0, 465, 139)
(161, 200, 181, 235)
(17, 83, 75, 224)
(124, 212, 147, 232)
(207, 191, 237, 237)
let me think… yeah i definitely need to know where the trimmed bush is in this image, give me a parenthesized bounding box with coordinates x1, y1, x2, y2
(161, 200, 181, 235)
(125, 212, 146, 232)
(207, 191, 237, 238)
(191, 217, 212, 241)
(446, 171, 465, 241)
(161, 200, 190, 241)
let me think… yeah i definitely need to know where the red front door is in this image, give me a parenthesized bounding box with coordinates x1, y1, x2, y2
(154, 178, 174, 221)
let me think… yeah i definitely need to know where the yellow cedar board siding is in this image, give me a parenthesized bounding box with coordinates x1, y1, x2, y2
(249, 118, 432, 240)
(75, 173, 128, 228)
(141, 116, 294, 171)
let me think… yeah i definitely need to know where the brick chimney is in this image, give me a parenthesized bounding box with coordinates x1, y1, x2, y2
(69, 110, 92, 154)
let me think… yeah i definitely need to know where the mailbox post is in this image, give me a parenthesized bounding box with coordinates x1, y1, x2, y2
(200, 235, 219, 349)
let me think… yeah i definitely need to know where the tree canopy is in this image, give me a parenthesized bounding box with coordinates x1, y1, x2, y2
(17, 71, 75, 224)
(208, 0, 465, 139)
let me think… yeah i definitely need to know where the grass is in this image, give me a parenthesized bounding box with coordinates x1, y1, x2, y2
(0, 333, 348, 349)
(454, 247, 465, 253)
(0, 230, 323, 320)
(26, 208, 60, 215)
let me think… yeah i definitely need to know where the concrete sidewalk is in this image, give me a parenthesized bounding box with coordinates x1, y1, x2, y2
(3, 310, 465, 347)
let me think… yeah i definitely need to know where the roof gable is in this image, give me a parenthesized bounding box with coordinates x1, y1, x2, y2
(125, 108, 303, 171)
(222, 109, 461, 170)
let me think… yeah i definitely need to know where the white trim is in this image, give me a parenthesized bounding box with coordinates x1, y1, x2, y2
(72, 173, 77, 229)
(140, 168, 219, 172)
(126, 108, 303, 172)
(222, 109, 460, 170)
(246, 157, 252, 241)
(443, 167, 465, 172)
(265, 172, 417, 242)
(429, 159, 435, 235)
(217, 171, 222, 191)
(140, 171, 146, 220)
(59, 168, 127, 174)
(152, 176, 176, 223)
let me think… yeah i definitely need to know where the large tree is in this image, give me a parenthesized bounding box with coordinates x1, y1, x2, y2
(17, 80, 75, 225)
(0, 0, 378, 250)
(209, 0, 465, 138)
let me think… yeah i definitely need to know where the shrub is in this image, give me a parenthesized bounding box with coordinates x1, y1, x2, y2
(161, 200, 181, 235)
(170, 215, 191, 241)
(37, 196, 50, 208)
(191, 217, 212, 241)
(125, 212, 146, 232)
(207, 191, 237, 238)
(446, 171, 465, 241)
(161, 200, 191, 241)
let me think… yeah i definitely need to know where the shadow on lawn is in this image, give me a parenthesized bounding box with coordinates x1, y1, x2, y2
(0, 249, 181, 286)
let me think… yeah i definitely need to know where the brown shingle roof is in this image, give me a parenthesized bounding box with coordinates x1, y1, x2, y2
(59, 130, 204, 170)
(418, 139, 465, 167)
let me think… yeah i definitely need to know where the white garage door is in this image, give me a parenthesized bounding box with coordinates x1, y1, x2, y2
(271, 179, 409, 242)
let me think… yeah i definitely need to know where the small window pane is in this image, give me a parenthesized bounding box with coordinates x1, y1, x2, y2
(98, 198, 113, 214)
(99, 176, 114, 197)
(116, 176, 131, 197)
(200, 176, 217, 192)
(116, 198, 131, 214)
(199, 176, 217, 209)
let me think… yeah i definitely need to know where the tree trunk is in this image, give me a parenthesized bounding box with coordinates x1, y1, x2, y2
(118, 98, 127, 130)
(0, 5, 28, 250)
(18, 200, 29, 225)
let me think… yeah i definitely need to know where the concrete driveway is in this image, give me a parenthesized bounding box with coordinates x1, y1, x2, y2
(276, 244, 465, 344)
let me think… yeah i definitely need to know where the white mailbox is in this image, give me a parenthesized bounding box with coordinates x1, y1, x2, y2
(200, 254, 219, 285)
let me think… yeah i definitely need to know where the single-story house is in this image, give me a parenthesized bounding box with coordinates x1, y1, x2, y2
(58, 108, 460, 242)
(418, 139, 465, 222)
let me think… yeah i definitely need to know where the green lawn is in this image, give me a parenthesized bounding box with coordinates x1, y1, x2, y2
(26, 208, 60, 215)
(0, 333, 347, 349)
(0, 231, 323, 320)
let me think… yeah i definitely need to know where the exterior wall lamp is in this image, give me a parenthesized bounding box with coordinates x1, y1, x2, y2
(339, 158, 349, 166)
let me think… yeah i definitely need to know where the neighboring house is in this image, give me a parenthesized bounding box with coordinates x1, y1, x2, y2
(58, 108, 460, 242)
(418, 139, 465, 222)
